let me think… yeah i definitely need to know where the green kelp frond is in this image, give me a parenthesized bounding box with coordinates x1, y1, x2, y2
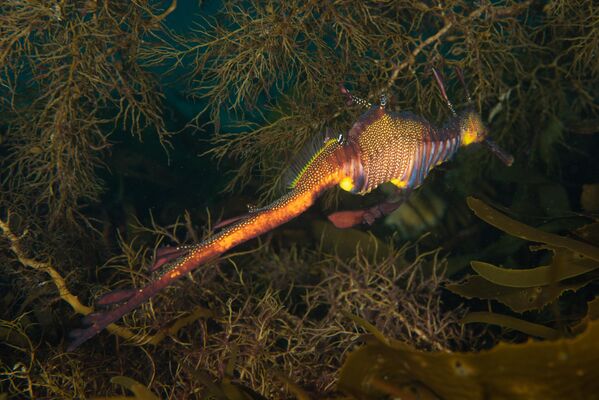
(339, 312, 599, 400)
(448, 198, 599, 336)
(466, 197, 599, 262)
(90, 376, 160, 400)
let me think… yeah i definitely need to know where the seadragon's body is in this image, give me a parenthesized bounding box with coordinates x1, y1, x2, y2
(68, 81, 512, 350)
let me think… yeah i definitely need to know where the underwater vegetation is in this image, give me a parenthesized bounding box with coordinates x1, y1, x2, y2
(0, 0, 172, 224)
(0, 213, 470, 397)
(1, 0, 598, 399)
(340, 198, 599, 399)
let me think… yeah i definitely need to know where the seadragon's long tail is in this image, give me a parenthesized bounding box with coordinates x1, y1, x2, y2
(67, 139, 362, 350)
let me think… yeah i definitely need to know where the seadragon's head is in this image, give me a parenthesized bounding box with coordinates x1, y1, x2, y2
(458, 108, 488, 146)
(455, 107, 513, 165)
(434, 67, 513, 166)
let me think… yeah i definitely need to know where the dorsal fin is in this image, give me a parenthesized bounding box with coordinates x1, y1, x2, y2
(283, 131, 339, 189)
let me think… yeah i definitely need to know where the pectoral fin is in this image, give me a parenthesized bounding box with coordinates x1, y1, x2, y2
(327, 210, 367, 228)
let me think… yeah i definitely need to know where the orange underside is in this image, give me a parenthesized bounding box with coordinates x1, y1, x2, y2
(173, 171, 344, 280)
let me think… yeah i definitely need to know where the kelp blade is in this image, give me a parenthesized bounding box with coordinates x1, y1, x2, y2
(461, 311, 559, 339)
(466, 197, 599, 262)
(446, 274, 590, 313)
(339, 320, 599, 400)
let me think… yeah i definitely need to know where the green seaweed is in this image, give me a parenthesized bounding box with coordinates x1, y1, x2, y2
(446, 274, 590, 313)
(466, 198, 599, 262)
(90, 376, 159, 400)
(470, 246, 598, 288)
(447, 199, 599, 315)
(570, 297, 599, 335)
(338, 318, 599, 400)
(187, 370, 267, 400)
(461, 312, 559, 340)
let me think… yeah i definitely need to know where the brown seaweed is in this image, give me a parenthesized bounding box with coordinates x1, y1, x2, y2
(447, 199, 599, 317)
(339, 317, 599, 400)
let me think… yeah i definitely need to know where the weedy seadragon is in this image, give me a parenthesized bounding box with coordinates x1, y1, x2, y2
(68, 69, 513, 350)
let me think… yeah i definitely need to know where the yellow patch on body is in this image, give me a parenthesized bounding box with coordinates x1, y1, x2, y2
(390, 178, 408, 188)
(339, 177, 355, 192)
